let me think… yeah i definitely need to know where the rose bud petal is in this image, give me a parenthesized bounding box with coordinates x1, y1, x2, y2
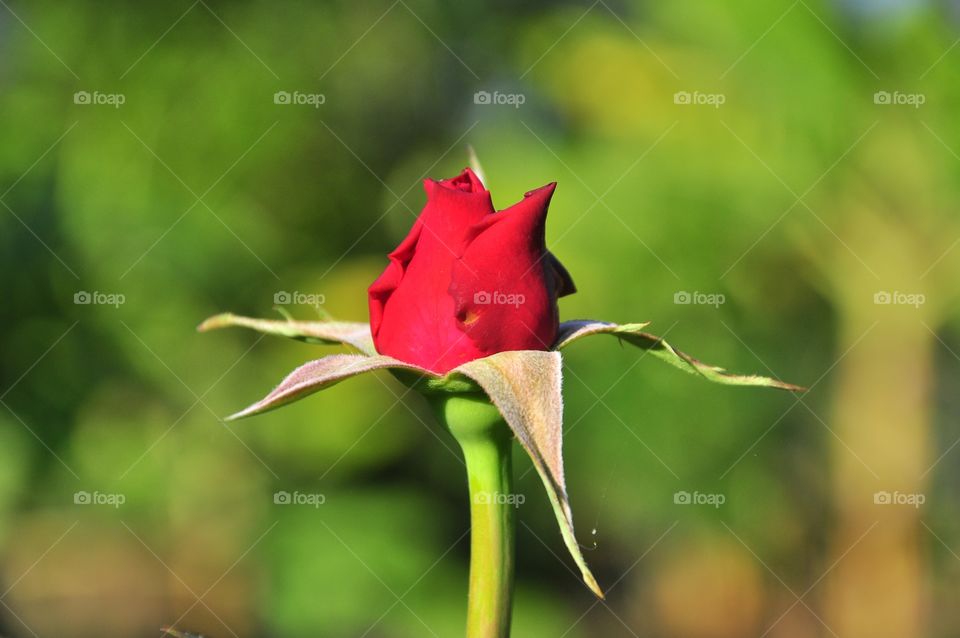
(368, 168, 574, 373)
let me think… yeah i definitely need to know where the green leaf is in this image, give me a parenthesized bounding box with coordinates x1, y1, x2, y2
(226, 354, 433, 420)
(555, 320, 804, 391)
(198, 313, 376, 355)
(555, 320, 651, 349)
(455, 350, 604, 599)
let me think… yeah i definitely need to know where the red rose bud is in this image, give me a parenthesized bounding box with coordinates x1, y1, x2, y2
(369, 168, 575, 374)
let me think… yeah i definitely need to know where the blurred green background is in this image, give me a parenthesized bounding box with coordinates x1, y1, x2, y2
(1, 0, 958, 636)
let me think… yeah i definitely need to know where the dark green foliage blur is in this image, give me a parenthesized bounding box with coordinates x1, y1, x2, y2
(1, 0, 959, 636)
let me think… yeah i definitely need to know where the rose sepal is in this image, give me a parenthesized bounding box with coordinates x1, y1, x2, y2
(199, 312, 804, 598)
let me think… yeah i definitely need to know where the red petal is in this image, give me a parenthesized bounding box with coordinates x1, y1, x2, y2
(422, 176, 494, 250)
(448, 182, 561, 353)
(368, 216, 422, 340)
(440, 167, 486, 193)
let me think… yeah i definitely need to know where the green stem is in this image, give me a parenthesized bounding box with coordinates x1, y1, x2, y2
(431, 394, 515, 638)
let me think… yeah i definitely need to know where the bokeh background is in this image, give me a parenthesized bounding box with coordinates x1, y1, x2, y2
(1, 0, 958, 636)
